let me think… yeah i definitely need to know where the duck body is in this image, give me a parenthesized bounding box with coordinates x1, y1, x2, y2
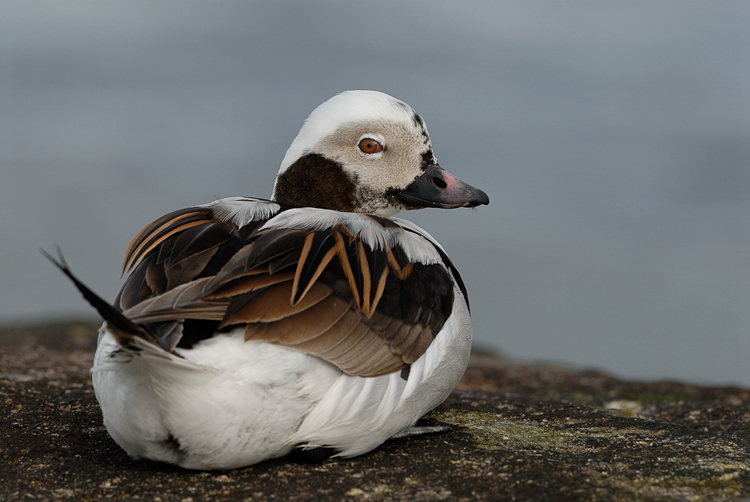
(52, 91, 488, 470)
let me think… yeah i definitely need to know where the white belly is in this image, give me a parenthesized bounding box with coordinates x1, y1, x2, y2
(92, 288, 472, 470)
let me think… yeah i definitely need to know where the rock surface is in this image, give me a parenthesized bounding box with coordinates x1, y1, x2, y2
(1, 321, 749, 501)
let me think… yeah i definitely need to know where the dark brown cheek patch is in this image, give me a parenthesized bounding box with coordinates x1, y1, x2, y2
(274, 154, 358, 211)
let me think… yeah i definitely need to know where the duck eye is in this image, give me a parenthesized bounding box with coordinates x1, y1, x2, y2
(358, 138, 383, 155)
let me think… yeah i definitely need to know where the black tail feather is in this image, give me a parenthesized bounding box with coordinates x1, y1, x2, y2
(41, 246, 155, 346)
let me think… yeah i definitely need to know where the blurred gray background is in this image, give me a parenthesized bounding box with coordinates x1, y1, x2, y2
(2, 1, 748, 385)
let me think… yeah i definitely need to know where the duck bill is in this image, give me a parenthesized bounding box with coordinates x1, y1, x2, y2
(393, 164, 490, 209)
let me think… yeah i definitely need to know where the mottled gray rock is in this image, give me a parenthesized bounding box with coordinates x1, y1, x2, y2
(1, 322, 749, 501)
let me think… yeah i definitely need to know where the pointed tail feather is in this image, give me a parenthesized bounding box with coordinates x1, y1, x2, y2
(41, 246, 157, 347)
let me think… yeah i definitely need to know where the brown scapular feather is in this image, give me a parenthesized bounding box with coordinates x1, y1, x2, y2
(206, 272, 295, 299)
(245, 303, 406, 377)
(331, 231, 361, 309)
(286, 310, 364, 354)
(316, 320, 373, 360)
(292, 232, 339, 306)
(400, 327, 434, 364)
(164, 245, 220, 291)
(167, 222, 233, 267)
(334, 330, 404, 377)
(122, 208, 215, 273)
(145, 260, 167, 296)
(242, 229, 308, 270)
(243, 293, 351, 346)
(223, 282, 332, 327)
(124, 277, 228, 324)
(117, 256, 156, 310)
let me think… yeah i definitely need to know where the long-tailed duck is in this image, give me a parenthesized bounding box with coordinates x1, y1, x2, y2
(47, 90, 489, 470)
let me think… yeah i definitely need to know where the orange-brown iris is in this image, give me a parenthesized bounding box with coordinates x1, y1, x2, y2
(358, 138, 383, 154)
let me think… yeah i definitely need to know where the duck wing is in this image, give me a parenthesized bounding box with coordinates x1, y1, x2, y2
(116, 198, 463, 378)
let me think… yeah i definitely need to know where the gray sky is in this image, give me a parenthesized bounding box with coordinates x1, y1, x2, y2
(2, 1, 749, 385)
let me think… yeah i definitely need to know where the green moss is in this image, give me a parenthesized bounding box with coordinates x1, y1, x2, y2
(428, 408, 750, 501)
(430, 409, 580, 452)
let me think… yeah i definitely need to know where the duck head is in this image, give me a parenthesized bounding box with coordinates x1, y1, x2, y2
(272, 90, 489, 216)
